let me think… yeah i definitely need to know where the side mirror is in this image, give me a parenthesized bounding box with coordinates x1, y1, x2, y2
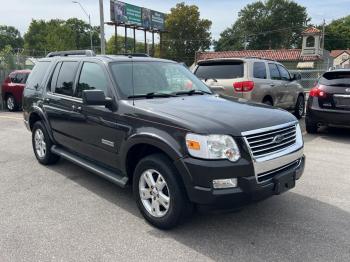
(82, 89, 108, 106)
(292, 73, 302, 81)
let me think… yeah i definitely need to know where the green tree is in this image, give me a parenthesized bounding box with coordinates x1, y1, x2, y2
(106, 35, 146, 54)
(0, 45, 15, 69)
(325, 15, 350, 50)
(215, 0, 309, 51)
(24, 18, 101, 56)
(0, 25, 24, 51)
(163, 2, 212, 65)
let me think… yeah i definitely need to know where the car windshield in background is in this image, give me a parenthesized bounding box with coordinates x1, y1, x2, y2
(110, 61, 212, 98)
(195, 61, 244, 80)
(320, 71, 350, 87)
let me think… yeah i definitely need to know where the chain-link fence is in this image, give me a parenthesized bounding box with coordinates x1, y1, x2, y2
(0, 69, 11, 110)
(290, 69, 325, 90)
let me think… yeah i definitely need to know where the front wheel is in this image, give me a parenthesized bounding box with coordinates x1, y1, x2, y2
(133, 154, 192, 229)
(294, 95, 305, 119)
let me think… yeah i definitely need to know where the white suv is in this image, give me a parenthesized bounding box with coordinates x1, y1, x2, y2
(193, 58, 305, 119)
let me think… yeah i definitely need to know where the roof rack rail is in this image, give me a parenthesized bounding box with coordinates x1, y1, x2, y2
(243, 56, 276, 62)
(116, 53, 150, 57)
(46, 50, 96, 58)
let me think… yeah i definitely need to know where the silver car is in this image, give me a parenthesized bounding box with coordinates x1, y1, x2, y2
(193, 58, 305, 119)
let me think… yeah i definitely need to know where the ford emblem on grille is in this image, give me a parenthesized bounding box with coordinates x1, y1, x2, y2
(272, 134, 284, 144)
(346, 88, 350, 93)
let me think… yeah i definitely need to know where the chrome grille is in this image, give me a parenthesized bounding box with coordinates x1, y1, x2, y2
(245, 124, 297, 158)
(257, 159, 301, 183)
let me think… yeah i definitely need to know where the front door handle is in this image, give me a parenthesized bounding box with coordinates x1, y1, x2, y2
(270, 84, 275, 87)
(72, 105, 82, 112)
(44, 98, 50, 104)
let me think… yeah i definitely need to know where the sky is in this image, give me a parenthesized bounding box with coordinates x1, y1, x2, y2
(0, 0, 349, 44)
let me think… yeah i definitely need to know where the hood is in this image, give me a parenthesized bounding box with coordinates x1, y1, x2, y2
(133, 95, 297, 136)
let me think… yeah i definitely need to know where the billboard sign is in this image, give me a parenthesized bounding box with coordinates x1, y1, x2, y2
(151, 11, 165, 31)
(111, 1, 142, 26)
(111, 1, 165, 31)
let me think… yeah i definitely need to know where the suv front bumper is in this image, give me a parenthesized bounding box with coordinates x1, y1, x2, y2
(175, 148, 305, 208)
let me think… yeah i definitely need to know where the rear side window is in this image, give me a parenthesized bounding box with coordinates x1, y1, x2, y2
(26, 61, 51, 90)
(320, 71, 350, 87)
(54, 62, 79, 96)
(253, 62, 267, 79)
(14, 73, 28, 84)
(195, 61, 244, 79)
(75, 62, 109, 98)
(268, 63, 281, 80)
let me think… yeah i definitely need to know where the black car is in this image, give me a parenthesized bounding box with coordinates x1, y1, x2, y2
(23, 50, 305, 229)
(306, 69, 350, 133)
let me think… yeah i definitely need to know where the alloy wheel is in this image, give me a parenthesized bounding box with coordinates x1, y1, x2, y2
(34, 129, 46, 158)
(139, 169, 170, 218)
(7, 96, 15, 111)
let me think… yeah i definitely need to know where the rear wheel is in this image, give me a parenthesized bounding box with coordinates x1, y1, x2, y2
(32, 121, 60, 165)
(294, 95, 305, 119)
(6, 95, 17, 112)
(133, 153, 192, 229)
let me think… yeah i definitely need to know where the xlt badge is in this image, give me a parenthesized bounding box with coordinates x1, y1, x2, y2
(101, 139, 115, 147)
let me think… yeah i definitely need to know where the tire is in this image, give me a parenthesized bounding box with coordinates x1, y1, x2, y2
(6, 95, 17, 112)
(294, 95, 305, 119)
(32, 121, 60, 165)
(305, 119, 318, 134)
(262, 98, 273, 106)
(133, 153, 192, 229)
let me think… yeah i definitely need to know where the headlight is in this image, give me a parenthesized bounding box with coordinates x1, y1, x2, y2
(185, 133, 241, 162)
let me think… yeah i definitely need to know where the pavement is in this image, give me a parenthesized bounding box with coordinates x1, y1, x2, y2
(0, 111, 350, 262)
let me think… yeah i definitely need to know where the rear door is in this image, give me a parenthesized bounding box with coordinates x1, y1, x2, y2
(268, 63, 285, 107)
(252, 61, 271, 102)
(319, 71, 350, 111)
(194, 60, 245, 97)
(44, 60, 82, 151)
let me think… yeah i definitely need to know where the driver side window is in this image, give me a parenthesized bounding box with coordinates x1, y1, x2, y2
(277, 65, 291, 81)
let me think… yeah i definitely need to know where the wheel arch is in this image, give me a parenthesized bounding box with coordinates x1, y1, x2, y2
(28, 106, 56, 143)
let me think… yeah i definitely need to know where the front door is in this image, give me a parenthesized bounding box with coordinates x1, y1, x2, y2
(277, 64, 296, 109)
(268, 63, 285, 107)
(71, 61, 124, 170)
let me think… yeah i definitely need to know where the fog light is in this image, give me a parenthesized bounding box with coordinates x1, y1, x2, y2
(213, 178, 238, 189)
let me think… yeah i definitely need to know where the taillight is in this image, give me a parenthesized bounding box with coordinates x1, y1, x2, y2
(4, 77, 11, 84)
(309, 85, 327, 98)
(233, 81, 255, 92)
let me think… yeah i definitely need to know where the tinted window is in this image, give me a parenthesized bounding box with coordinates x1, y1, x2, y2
(54, 62, 79, 96)
(320, 71, 350, 87)
(110, 62, 211, 98)
(48, 62, 62, 92)
(253, 62, 267, 79)
(9, 73, 17, 83)
(14, 73, 28, 84)
(195, 62, 244, 79)
(268, 63, 281, 80)
(76, 63, 109, 98)
(26, 61, 51, 90)
(277, 65, 290, 81)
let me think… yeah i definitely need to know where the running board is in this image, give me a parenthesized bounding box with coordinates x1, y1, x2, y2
(51, 145, 128, 188)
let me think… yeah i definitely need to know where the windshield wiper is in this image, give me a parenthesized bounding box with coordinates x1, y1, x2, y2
(173, 89, 212, 96)
(128, 92, 177, 99)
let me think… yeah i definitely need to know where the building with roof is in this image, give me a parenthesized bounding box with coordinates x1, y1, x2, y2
(330, 49, 350, 69)
(196, 27, 333, 70)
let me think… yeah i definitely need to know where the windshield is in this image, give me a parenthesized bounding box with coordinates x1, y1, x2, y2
(320, 71, 350, 87)
(110, 61, 212, 98)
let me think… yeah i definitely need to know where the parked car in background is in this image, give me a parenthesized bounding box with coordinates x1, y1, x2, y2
(23, 51, 304, 229)
(306, 69, 350, 133)
(193, 58, 305, 119)
(1, 70, 31, 111)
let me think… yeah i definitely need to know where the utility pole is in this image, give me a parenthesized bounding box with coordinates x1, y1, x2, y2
(99, 0, 106, 54)
(322, 19, 326, 50)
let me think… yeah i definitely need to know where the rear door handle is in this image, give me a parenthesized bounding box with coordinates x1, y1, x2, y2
(44, 98, 50, 103)
(270, 84, 275, 87)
